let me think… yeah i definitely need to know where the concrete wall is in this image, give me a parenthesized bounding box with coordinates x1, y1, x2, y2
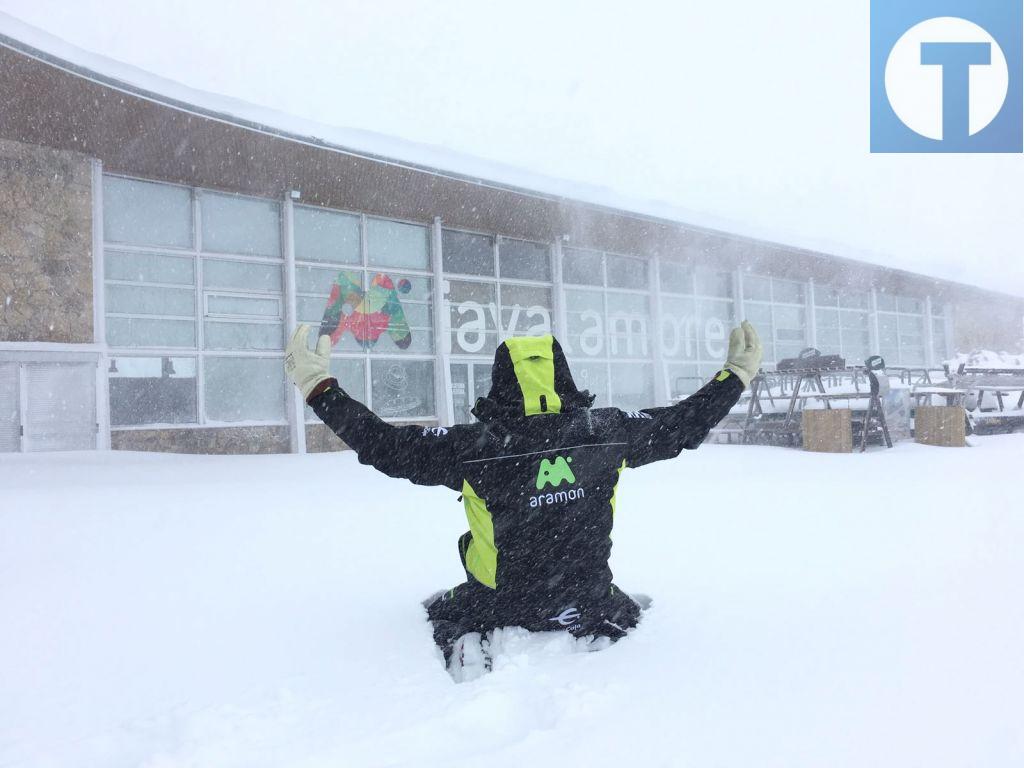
(0, 138, 93, 343)
(111, 426, 290, 454)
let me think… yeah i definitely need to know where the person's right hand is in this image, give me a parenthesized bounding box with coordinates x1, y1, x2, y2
(724, 320, 763, 389)
(285, 324, 332, 401)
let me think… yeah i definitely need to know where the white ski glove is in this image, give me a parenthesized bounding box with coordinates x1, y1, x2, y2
(285, 324, 332, 401)
(723, 320, 763, 389)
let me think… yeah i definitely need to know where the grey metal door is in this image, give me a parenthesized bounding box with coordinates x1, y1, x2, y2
(23, 362, 97, 452)
(0, 363, 20, 452)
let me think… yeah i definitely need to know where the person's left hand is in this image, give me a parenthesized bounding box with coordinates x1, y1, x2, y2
(285, 324, 332, 400)
(724, 320, 763, 388)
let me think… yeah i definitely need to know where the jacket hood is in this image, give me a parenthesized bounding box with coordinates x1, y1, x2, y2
(471, 335, 595, 422)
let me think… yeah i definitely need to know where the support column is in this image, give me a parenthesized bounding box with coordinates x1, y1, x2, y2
(91, 159, 110, 450)
(807, 278, 818, 350)
(924, 295, 936, 368)
(431, 217, 453, 426)
(283, 195, 305, 454)
(869, 288, 881, 356)
(650, 255, 669, 405)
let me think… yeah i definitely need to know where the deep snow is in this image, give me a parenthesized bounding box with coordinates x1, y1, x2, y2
(2, 437, 1023, 767)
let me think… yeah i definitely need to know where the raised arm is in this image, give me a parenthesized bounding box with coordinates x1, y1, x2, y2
(285, 325, 475, 490)
(625, 321, 762, 467)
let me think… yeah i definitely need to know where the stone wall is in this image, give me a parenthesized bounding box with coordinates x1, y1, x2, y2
(0, 139, 94, 343)
(112, 426, 290, 455)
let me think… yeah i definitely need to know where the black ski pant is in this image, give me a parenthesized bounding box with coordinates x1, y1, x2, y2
(426, 533, 643, 661)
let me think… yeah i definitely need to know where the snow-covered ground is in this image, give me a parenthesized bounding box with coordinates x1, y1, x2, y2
(2, 437, 1023, 768)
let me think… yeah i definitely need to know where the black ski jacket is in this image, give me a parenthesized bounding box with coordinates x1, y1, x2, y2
(309, 335, 742, 614)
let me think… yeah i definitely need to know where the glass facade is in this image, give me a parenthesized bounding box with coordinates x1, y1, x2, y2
(101, 174, 954, 436)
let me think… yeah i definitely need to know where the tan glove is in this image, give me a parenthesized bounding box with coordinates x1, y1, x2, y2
(724, 320, 763, 388)
(285, 324, 332, 400)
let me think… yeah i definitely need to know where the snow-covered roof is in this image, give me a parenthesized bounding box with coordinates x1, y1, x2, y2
(0, 9, 1022, 301)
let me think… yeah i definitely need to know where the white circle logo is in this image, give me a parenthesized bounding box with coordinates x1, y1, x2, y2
(884, 16, 1009, 140)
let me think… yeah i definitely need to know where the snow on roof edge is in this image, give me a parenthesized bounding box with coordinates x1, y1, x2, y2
(1, 10, 1021, 303)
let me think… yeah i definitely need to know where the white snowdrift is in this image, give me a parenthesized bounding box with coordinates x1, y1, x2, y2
(2, 438, 1023, 767)
(945, 350, 1024, 370)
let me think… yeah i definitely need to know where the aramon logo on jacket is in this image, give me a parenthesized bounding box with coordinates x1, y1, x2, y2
(530, 455, 584, 508)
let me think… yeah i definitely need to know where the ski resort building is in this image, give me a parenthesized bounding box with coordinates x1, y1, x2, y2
(1, 27, 1022, 454)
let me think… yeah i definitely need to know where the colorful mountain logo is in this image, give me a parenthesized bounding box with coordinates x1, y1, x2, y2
(319, 271, 413, 350)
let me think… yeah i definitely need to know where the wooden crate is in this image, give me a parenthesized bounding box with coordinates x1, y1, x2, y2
(802, 409, 853, 453)
(915, 406, 966, 447)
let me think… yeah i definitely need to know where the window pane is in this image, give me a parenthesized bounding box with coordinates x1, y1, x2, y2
(367, 219, 429, 270)
(697, 300, 732, 360)
(371, 359, 435, 418)
(815, 308, 840, 330)
(567, 360, 609, 408)
(205, 357, 285, 422)
(105, 251, 194, 285)
(743, 274, 771, 302)
(606, 293, 651, 358)
(878, 314, 899, 348)
(370, 274, 434, 355)
(442, 230, 494, 276)
(840, 310, 868, 331)
(660, 296, 699, 361)
(103, 177, 192, 248)
(898, 297, 924, 315)
(500, 284, 552, 336)
(305, 357, 366, 421)
(201, 193, 280, 257)
(772, 279, 805, 305)
(107, 317, 196, 348)
(610, 363, 654, 412)
(606, 255, 648, 290)
(294, 206, 360, 264)
(659, 261, 693, 294)
(203, 259, 282, 293)
(696, 270, 733, 299)
(296, 265, 346, 296)
(446, 280, 497, 355)
(562, 249, 604, 286)
(876, 293, 897, 312)
(204, 322, 283, 351)
(667, 363, 702, 399)
(839, 291, 870, 310)
(564, 289, 605, 357)
(207, 295, 280, 318)
(499, 239, 550, 281)
(106, 285, 195, 317)
(842, 328, 871, 361)
(109, 356, 197, 425)
(817, 328, 841, 351)
(815, 285, 841, 307)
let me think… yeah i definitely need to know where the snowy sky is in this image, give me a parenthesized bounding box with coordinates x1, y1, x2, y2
(2, 0, 1022, 296)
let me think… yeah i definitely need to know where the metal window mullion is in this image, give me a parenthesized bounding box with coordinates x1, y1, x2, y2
(650, 255, 668, 405)
(430, 217, 452, 426)
(924, 295, 936, 368)
(552, 238, 567, 345)
(601, 254, 612, 405)
(807, 278, 817, 351)
(92, 160, 111, 450)
(283, 196, 305, 454)
(869, 288, 881, 359)
(194, 189, 206, 426)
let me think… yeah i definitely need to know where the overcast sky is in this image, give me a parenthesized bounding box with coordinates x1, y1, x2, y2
(2, 0, 1021, 296)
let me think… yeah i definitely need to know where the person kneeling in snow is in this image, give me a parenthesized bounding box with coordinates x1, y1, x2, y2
(285, 323, 762, 679)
